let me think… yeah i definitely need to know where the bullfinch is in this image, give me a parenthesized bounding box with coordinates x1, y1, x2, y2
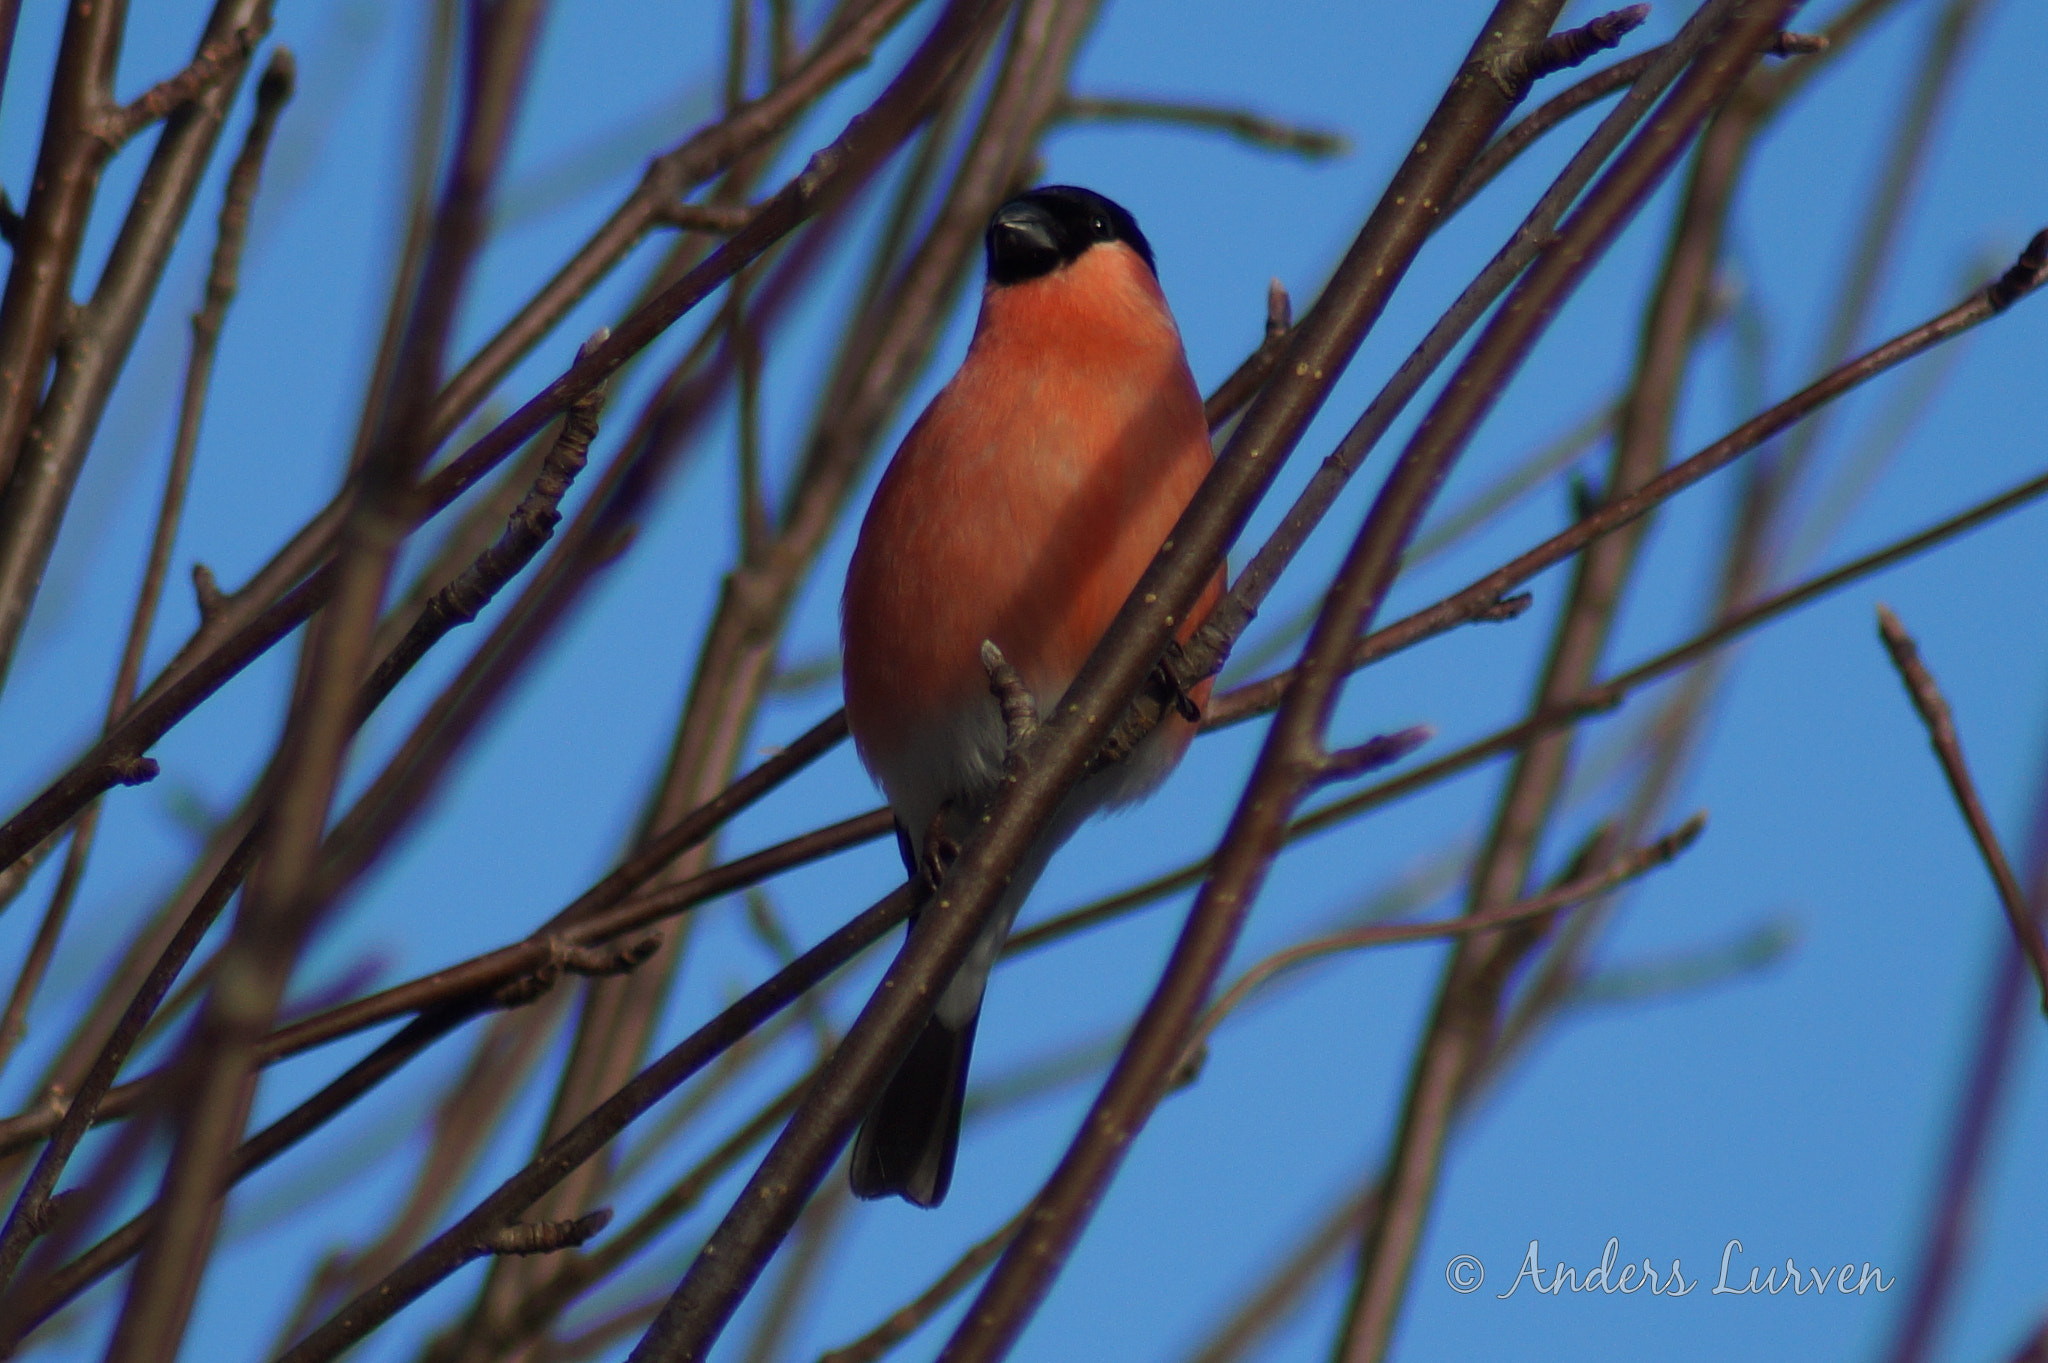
(840, 185, 1223, 1206)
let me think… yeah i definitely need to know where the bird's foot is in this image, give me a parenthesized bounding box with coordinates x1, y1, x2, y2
(1152, 645, 1204, 725)
(981, 640, 1038, 757)
(921, 804, 961, 895)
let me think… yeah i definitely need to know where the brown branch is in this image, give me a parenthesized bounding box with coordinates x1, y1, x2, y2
(1316, 727, 1433, 786)
(5, 1004, 510, 1346)
(1751, 0, 1990, 575)
(9, 914, 660, 1343)
(488, 936, 664, 1010)
(1876, 606, 2048, 1014)
(478, 1210, 613, 1258)
(1118, 0, 1739, 767)
(261, 890, 910, 1363)
(1450, 49, 1654, 213)
(1180, 816, 1706, 1066)
(1331, 19, 1778, 1352)
(0, 47, 294, 1082)
(465, 1070, 819, 1360)
(0, 736, 877, 1160)
(1200, 278, 1292, 430)
(1055, 94, 1348, 159)
(0, 27, 298, 1311)
(1206, 226, 2048, 730)
(0, 0, 128, 498)
(963, 7, 1790, 1362)
(1482, 3, 1648, 101)
(356, 327, 610, 719)
(89, 20, 270, 150)
(737, 1185, 852, 1363)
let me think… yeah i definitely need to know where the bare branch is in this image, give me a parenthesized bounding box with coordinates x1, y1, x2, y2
(89, 20, 270, 150)
(1056, 94, 1348, 159)
(1181, 815, 1707, 1068)
(1482, 4, 1649, 101)
(1876, 605, 2048, 1015)
(478, 1209, 613, 1258)
(1206, 227, 2048, 730)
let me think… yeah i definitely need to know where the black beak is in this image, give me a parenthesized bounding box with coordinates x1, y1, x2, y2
(985, 200, 1062, 284)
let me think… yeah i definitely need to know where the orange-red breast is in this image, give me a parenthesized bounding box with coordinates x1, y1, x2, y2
(841, 185, 1223, 1206)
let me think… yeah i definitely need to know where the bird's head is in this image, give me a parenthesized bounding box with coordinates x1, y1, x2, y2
(984, 185, 1156, 287)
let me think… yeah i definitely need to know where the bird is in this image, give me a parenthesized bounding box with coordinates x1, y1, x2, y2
(840, 184, 1224, 1206)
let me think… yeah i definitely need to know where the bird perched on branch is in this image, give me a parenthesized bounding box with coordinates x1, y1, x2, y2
(841, 185, 1223, 1206)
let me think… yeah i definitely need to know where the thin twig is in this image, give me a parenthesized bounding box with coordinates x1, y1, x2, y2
(1179, 815, 1706, 1069)
(1450, 50, 1654, 212)
(89, 20, 270, 149)
(356, 326, 610, 718)
(1201, 278, 1292, 429)
(1056, 94, 1348, 158)
(1876, 606, 2048, 1014)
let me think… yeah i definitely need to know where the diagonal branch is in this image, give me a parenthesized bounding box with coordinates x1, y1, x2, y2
(1876, 605, 2048, 1015)
(1180, 815, 1706, 1067)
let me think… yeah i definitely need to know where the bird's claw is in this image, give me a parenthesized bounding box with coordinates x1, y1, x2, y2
(1153, 651, 1202, 725)
(981, 640, 1038, 755)
(921, 804, 961, 895)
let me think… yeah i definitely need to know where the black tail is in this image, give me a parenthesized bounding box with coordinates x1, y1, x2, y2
(849, 1009, 980, 1207)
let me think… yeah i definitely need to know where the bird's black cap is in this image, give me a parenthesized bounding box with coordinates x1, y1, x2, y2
(984, 185, 1155, 286)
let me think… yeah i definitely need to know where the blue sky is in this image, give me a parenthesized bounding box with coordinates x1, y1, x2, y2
(0, 2, 2042, 1361)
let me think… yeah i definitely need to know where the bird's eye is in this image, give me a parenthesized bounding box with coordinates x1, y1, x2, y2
(1090, 215, 1109, 237)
